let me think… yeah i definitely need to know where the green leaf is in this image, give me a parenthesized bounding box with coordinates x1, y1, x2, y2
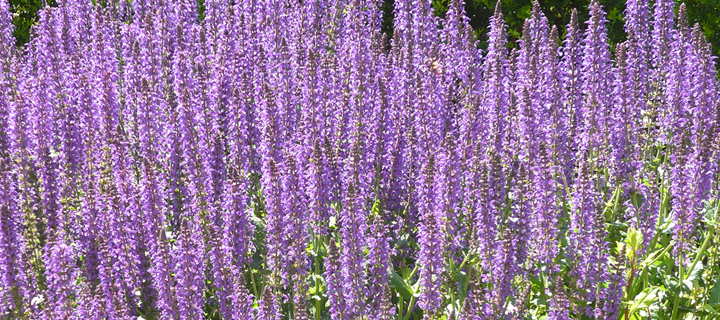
(640, 242, 673, 267)
(709, 277, 720, 305)
(701, 200, 717, 224)
(456, 270, 468, 297)
(250, 214, 265, 229)
(700, 304, 720, 315)
(683, 261, 703, 291)
(628, 286, 661, 315)
(389, 269, 412, 300)
(626, 227, 643, 252)
(660, 216, 676, 234)
(371, 198, 381, 219)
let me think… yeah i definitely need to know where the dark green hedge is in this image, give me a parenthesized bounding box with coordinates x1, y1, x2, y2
(440, 0, 720, 58)
(8, 0, 720, 59)
(9, 0, 43, 46)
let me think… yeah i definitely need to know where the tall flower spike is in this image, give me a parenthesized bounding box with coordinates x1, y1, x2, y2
(625, 0, 651, 47)
(442, 0, 473, 85)
(623, 0, 653, 175)
(280, 151, 309, 289)
(417, 153, 442, 313)
(437, 132, 462, 259)
(480, 0, 509, 165)
(43, 241, 78, 319)
(595, 244, 626, 318)
(580, 0, 612, 158)
(256, 287, 282, 320)
(0, 155, 24, 316)
(263, 158, 288, 287)
(559, 9, 583, 180)
(138, 84, 178, 318)
(223, 87, 253, 264)
(0, 0, 19, 314)
(324, 239, 346, 319)
(651, 0, 675, 76)
(0, 0, 12, 53)
(172, 218, 205, 320)
(366, 216, 393, 318)
(543, 25, 566, 167)
(624, 0, 651, 116)
(339, 131, 369, 318)
(610, 43, 634, 187)
(475, 3, 508, 258)
(569, 151, 607, 317)
(531, 141, 560, 269)
(515, 1, 550, 166)
(667, 4, 697, 261)
(688, 24, 717, 208)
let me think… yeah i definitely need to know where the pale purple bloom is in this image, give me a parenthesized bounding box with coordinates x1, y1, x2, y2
(0, 0, 717, 318)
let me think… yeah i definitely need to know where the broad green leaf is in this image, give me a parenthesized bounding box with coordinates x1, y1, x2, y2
(628, 286, 661, 315)
(709, 276, 720, 305)
(626, 227, 643, 252)
(640, 243, 672, 267)
(700, 304, 719, 315)
(683, 261, 704, 291)
(389, 269, 412, 300)
(456, 270, 468, 297)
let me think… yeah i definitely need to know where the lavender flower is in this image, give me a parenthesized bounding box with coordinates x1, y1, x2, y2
(580, 0, 612, 157)
(569, 152, 607, 317)
(417, 153, 442, 313)
(559, 9, 583, 178)
(366, 216, 393, 318)
(651, 0, 675, 76)
(0, 0, 717, 318)
(338, 133, 369, 318)
(610, 43, 634, 186)
(43, 241, 77, 319)
(172, 218, 205, 320)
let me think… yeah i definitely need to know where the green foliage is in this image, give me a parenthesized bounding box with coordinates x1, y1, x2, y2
(683, 0, 720, 61)
(431, 0, 627, 50)
(387, 0, 720, 65)
(8, 0, 42, 46)
(6, 0, 720, 60)
(432, 0, 719, 58)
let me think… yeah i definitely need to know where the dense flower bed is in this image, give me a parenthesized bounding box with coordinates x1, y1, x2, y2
(0, 0, 718, 319)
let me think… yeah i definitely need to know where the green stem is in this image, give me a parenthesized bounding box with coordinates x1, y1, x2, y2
(686, 224, 715, 283)
(408, 264, 419, 280)
(611, 186, 622, 221)
(687, 200, 720, 275)
(647, 241, 674, 266)
(670, 201, 719, 320)
(648, 188, 672, 252)
(670, 263, 684, 320)
(449, 258, 457, 310)
(623, 263, 636, 320)
(398, 295, 404, 320)
(458, 250, 474, 270)
(315, 235, 322, 320)
(398, 265, 419, 320)
(403, 296, 416, 320)
(250, 266, 259, 298)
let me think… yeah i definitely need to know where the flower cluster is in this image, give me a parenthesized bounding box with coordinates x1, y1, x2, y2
(0, 0, 717, 319)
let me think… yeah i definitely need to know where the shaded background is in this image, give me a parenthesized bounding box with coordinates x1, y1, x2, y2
(8, 0, 720, 58)
(450, 0, 717, 56)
